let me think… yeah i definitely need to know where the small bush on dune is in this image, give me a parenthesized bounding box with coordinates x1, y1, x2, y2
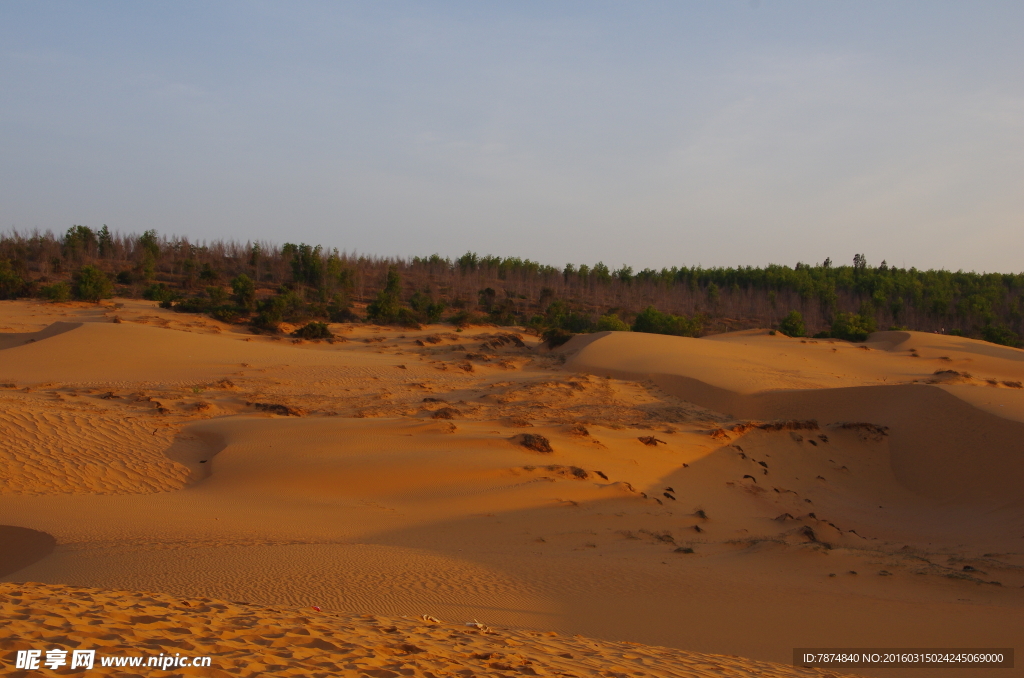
(447, 310, 486, 327)
(595, 312, 630, 332)
(632, 306, 702, 337)
(830, 311, 876, 342)
(981, 324, 1022, 348)
(292, 321, 334, 339)
(71, 265, 114, 302)
(778, 310, 805, 337)
(543, 327, 574, 348)
(143, 283, 177, 303)
(40, 281, 71, 302)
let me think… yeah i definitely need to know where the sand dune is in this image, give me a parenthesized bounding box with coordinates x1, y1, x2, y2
(2, 300, 1023, 677)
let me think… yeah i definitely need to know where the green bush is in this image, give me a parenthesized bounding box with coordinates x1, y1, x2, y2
(981, 324, 1022, 348)
(230, 274, 257, 310)
(292, 321, 334, 339)
(143, 282, 177, 303)
(0, 260, 28, 299)
(174, 297, 211, 313)
(448, 309, 486, 327)
(409, 287, 447, 323)
(595, 312, 630, 332)
(209, 307, 240, 323)
(542, 327, 574, 348)
(366, 266, 403, 323)
(72, 265, 114, 302)
(328, 293, 358, 322)
(542, 300, 593, 333)
(40, 281, 71, 302)
(206, 286, 229, 306)
(778, 310, 805, 337)
(632, 306, 702, 337)
(830, 312, 877, 342)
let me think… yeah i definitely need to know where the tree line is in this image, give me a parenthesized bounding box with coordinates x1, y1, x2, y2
(0, 227, 1021, 347)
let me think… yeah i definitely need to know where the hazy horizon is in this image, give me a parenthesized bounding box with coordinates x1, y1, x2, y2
(3, 2, 1022, 273)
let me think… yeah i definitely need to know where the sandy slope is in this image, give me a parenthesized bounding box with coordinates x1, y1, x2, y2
(2, 300, 1023, 677)
(0, 582, 860, 678)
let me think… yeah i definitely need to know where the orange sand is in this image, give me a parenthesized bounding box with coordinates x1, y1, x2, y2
(2, 299, 1023, 677)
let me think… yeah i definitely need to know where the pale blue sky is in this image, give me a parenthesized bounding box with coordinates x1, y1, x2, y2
(2, 2, 1022, 271)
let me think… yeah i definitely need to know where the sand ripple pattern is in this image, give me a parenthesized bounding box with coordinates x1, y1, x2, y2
(0, 408, 191, 495)
(0, 582, 860, 678)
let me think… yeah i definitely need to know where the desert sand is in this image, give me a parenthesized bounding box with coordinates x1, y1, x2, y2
(2, 299, 1022, 677)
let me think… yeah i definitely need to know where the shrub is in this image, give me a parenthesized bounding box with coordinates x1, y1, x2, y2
(778, 310, 805, 337)
(174, 297, 211, 313)
(328, 293, 358, 322)
(981, 324, 1022, 348)
(830, 312, 877, 342)
(230, 274, 257, 310)
(206, 286, 229, 306)
(40, 281, 71, 302)
(0, 260, 28, 299)
(632, 306, 702, 337)
(596, 312, 630, 332)
(71, 265, 114, 302)
(543, 327, 574, 348)
(409, 287, 447, 323)
(209, 307, 240, 323)
(143, 282, 177, 303)
(365, 266, 403, 323)
(292, 321, 334, 339)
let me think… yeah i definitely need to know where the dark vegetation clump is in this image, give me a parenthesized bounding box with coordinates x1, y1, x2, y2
(828, 308, 878, 342)
(632, 306, 703, 337)
(71, 264, 114, 302)
(292, 321, 333, 340)
(3, 231, 1024, 345)
(542, 327, 574, 348)
(778, 310, 805, 337)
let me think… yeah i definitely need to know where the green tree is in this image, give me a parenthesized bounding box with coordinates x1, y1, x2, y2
(98, 225, 114, 258)
(62, 225, 97, 260)
(366, 266, 403, 323)
(138, 230, 160, 259)
(231, 274, 257, 310)
(71, 265, 114, 302)
(284, 243, 324, 287)
(778, 310, 805, 337)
